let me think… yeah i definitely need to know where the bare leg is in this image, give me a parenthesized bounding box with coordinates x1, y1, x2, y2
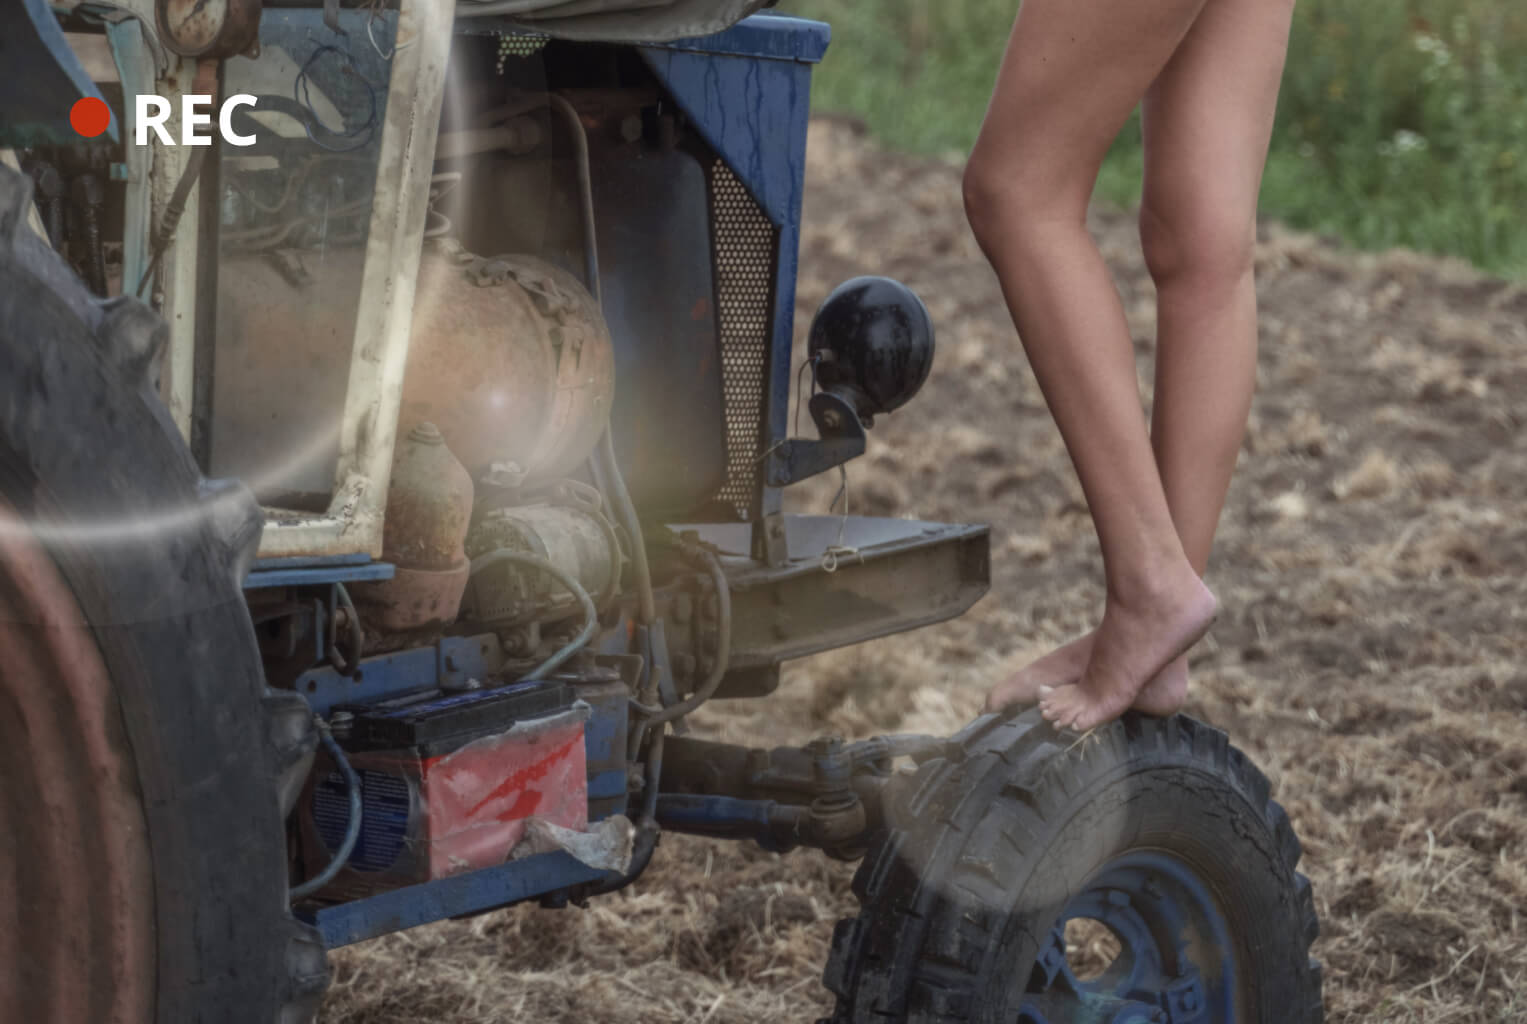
(989, 0, 1297, 722)
(964, 0, 1218, 733)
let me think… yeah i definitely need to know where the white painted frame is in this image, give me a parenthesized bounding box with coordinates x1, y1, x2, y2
(142, 0, 454, 560)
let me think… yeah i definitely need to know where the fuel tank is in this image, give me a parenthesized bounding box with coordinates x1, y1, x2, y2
(211, 245, 614, 504)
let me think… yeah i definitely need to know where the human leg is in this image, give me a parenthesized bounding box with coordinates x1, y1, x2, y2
(1011, 0, 1297, 724)
(963, 0, 1218, 731)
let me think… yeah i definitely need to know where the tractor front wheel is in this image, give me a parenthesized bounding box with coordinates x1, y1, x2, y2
(821, 711, 1324, 1023)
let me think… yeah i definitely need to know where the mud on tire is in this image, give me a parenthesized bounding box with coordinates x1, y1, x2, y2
(821, 710, 1323, 1023)
(0, 166, 326, 1022)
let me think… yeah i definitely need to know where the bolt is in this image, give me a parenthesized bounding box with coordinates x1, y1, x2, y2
(328, 710, 354, 741)
(502, 628, 533, 657)
(820, 408, 842, 432)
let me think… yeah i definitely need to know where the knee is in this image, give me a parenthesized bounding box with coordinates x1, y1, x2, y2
(962, 145, 1072, 255)
(1139, 198, 1256, 296)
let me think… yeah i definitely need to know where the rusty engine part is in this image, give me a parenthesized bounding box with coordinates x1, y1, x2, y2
(211, 245, 614, 503)
(351, 423, 474, 631)
(462, 500, 620, 624)
(430, 252, 616, 482)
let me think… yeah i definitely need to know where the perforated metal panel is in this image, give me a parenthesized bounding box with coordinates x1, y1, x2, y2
(708, 160, 778, 520)
(495, 34, 548, 73)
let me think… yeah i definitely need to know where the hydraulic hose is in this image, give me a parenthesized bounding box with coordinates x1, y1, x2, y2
(631, 548, 732, 725)
(289, 725, 361, 902)
(586, 726, 664, 897)
(469, 549, 598, 679)
(545, 91, 655, 628)
(546, 92, 600, 305)
(596, 431, 656, 626)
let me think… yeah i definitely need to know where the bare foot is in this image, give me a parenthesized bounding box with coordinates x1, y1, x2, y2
(1128, 654, 1188, 717)
(987, 638, 1191, 717)
(1039, 568, 1216, 732)
(984, 634, 1093, 712)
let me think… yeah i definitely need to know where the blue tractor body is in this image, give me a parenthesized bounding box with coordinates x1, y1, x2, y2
(210, 13, 989, 946)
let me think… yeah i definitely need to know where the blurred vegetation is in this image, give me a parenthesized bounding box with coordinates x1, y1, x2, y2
(782, 0, 1527, 276)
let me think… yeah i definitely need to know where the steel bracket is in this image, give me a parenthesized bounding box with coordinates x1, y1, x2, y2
(762, 390, 867, 487)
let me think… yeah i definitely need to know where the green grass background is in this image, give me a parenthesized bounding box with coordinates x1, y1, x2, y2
(781, 0, 1527, 277)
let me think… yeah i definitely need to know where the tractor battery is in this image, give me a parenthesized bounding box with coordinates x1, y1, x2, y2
(297, 679, 589, 902)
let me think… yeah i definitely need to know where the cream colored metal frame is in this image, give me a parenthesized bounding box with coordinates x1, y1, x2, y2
(134, 0, 454, 560)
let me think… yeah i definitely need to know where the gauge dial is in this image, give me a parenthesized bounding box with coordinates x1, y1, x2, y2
(156, 0, 262, 59)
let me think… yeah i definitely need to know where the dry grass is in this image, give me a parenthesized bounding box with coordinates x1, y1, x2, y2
(323, 121, 1527, 1023)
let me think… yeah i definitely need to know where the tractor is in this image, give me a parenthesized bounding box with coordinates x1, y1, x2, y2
(0, 0, 1324, 1020)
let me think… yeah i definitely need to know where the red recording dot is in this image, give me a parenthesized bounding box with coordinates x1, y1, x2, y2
(70, 97, 111, 138)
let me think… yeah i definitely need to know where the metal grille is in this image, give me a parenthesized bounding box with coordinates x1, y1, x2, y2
(708, 160, 778, 520)
(495, 34, 548, 73)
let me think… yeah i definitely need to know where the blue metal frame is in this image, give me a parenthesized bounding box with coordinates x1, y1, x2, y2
(293, 633, 506, 716)
(244, 558, 396, 590)
(639, 15, 828, 544)
(301, 851, 608, 948)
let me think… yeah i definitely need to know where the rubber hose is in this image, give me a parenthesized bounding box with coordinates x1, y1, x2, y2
(289, 727, 362, 902)
(469, 549, 598, 679)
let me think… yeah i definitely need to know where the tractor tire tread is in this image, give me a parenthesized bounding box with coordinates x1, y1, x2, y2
(0, 164, 325, 1023)
(821, 710, 1323, 1024)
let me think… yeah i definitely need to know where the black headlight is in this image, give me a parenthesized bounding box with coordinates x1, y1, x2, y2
(808, 276, 934, 426)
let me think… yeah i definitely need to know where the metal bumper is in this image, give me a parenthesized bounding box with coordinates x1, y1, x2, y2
(679, 515, 990, 696)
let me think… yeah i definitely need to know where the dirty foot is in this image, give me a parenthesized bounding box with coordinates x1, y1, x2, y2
(1039, 570, 1216, 732)
(987, 638, 1191, 717)
(984, 634, 1093, 713)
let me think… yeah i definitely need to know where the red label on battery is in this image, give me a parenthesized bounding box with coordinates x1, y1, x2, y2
(418, 713, 588, 878)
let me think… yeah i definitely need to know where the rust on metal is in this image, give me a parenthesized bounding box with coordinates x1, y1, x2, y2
(351, 422, 474, 631)
(157, 0, 264, 58)
(0, 498, 155, 1023)
(476, 253, 616, 481)
(378, 422, 473, 571)
(352, 561, 472, 633)
(215, 247, 615, 504)
(396, 248, 564, 476)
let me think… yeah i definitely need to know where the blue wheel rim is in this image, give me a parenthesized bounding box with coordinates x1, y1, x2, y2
(1018, 850, 1239, 1024)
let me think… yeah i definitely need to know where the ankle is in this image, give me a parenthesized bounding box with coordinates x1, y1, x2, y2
(1105, 547, 1203, 610)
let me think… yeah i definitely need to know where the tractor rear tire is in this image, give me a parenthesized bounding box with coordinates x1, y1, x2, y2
(0, 166, 327, 1021)
(821, 710, 1323, 1023)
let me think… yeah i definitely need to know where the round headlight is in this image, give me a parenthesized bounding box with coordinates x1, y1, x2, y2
(807, 276, 934, 423)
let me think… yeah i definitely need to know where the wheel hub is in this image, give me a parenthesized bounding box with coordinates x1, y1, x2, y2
(1018, 851, 1235, 1024)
